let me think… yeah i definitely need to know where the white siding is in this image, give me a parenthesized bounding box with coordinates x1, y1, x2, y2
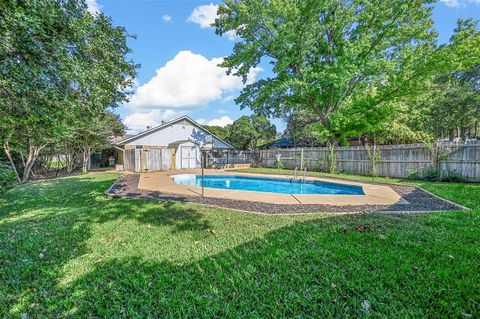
(176, 141, 201, 169)
(124, 121, 231, 149)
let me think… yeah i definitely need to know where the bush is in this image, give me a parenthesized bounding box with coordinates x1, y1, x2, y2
(0, 161, 16, 195)
(406, 166, 465, 182)
(406, 169, 420, 181)
(406, 166, 440, 181)
(423, 165, 440, 181)
(440, 171, 465, 183)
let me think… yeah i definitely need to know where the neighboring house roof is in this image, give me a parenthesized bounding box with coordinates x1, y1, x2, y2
(264, 137, 296, 149)
(116, 115, 234, 149)
(109, 135, 134, 144)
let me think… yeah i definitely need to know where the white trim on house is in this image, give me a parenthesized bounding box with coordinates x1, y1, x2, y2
(116, 115, 234, 149)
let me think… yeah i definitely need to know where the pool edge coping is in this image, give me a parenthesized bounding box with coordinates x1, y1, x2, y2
(138, 170, 404, 206)
(105, 173, 467, 214)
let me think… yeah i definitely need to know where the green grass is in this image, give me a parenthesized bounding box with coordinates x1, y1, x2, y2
(0, 172, 479, 318)
(231, 167, 411, 184)
(234, 167, 480, 209)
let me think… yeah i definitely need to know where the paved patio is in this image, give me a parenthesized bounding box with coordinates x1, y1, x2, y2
(105, 170, 464, 214)
(137, 170, 407, 206)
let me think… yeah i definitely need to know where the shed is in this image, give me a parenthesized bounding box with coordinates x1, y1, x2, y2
(114, 116, 234, 172)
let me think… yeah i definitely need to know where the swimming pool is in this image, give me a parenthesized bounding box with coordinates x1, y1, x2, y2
(171, 174, 364, 195)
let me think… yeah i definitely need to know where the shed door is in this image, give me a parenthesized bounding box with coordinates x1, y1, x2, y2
(181, 146, 198, 169)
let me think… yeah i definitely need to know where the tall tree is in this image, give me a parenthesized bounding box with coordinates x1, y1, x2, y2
(250, 114, 277, 145)
(71, 111, 126, 173)
(283, 109, 325, 147)
(203, 125, 230, 141)
(225, 115, 276, 150)
(430, 20, 480, 141)
(430, 66, 480, 141)
(0, 0, 77, 183)
(214, 0, 478, 143)
(372, 19, 480, 143)
(0, 0, 136, 182)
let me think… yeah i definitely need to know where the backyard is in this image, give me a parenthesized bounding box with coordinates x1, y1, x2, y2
(1, 172, 479, 318)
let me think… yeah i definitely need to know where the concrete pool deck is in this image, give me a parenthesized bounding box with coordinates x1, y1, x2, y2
(137, 170, 408, 206)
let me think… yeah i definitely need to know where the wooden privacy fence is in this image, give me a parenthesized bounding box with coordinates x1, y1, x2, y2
(123, 148, 257, 172)
(124, 148, 172, 173)
(259, 142, 480, 181)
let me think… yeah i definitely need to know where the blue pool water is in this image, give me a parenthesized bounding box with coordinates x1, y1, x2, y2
(171, 174, 364, 195)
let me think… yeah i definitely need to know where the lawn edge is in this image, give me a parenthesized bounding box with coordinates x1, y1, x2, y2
(415, 187, 471, 211)
(104, 191, 465, 216)
(104, 172, 124, 196)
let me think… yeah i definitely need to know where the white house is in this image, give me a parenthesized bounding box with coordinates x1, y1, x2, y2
(113, 116, 233, 172)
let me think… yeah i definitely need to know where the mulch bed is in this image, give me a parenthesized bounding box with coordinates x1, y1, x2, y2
(105, 174, 465, 214)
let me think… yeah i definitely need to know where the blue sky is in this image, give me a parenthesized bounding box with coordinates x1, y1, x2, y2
(89, 0, 480, 134)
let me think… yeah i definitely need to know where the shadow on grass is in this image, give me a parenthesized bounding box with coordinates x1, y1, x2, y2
(0, 174, 214, 317)
(0, 174, 212, 232)
(1, 174, 478, 318)
(62, 215, 478, 318)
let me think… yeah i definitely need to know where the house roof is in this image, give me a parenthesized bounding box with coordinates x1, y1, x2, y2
(116, 115, 234, 149)
(264, 137, 296, 149)
(109, 135, 134, 144)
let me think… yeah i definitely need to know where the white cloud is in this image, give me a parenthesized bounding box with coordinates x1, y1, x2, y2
(197, 116, 233, 127)
(187, 3, 218, 28)
(162, 14, 172, 22)
(440, 0, 480, 6)
(223, 30, 237, 41)
(205, 116, 234, 127)
(124, 109, 176, 134)
(187, 3, 237, 41)
(86, 0, 101, 14)
(222, 95, 235, 102)
(127, 51, 261, 109)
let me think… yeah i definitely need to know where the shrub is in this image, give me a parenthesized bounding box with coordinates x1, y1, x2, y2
(275, 156, 284, 171)
(406, 169, 420, 181)
(0, 160, 16, 195)
(440, 170, 465, 182)
(423, 165, 440, 181)
(407, 165, 465, 182)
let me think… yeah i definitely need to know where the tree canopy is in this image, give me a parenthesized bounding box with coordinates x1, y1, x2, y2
(0, 0, 137, 182)
(215, 0, 480, 143)
(223, 115, 276, 150)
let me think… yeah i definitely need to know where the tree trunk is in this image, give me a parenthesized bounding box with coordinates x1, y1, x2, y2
(65, 151, 76, 173)
(21, 144, 46, 183)
(3, 142, 46, 184)
(82, 147, 91, 173)
(460, 127, 467, 142)
(2, 142, 21, 184)
(66, 153, 74, 173)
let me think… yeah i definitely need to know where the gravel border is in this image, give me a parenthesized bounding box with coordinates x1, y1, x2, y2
(105, 174, 466, 214)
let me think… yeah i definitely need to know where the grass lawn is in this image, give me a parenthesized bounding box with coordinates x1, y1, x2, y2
(233, 167, 480, 209)
(1, 172, 479, 318)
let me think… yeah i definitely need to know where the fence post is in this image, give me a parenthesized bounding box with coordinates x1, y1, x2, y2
(300, 148, 304, 170)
